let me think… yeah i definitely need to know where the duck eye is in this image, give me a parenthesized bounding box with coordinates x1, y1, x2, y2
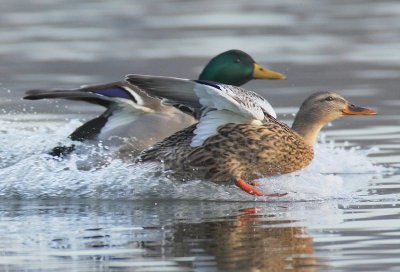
(234, 58, 241, 63)
(325, 96, 334, 102)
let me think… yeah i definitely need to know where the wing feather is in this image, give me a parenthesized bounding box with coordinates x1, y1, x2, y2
(191, 110, 251, 147)
(24, 84, 153, 114)
(125, 75, 276, 119)
(125, 74, 201, 108)
(125, 75, 276, 147)
(193, 83, 276, 120)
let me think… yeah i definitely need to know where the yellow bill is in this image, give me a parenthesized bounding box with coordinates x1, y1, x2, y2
(252, 63, 286, 80)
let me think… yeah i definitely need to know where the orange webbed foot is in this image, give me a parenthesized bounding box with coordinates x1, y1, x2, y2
(235, 179, 288, 197)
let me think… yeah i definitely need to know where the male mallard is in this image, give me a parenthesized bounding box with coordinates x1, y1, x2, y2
(126, 75, 376, 196)
(24, 50, 285, 157)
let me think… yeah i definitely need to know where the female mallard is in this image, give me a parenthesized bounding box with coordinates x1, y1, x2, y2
(24, 50, 285, 157)
(126, 75, 376, 197)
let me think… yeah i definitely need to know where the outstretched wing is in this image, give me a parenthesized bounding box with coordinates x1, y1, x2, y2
(24, 81, 158, 112)
(125, 74, 202, 110)
(193, 80, 276, 119)
(125, 74, 276, 147)
(125, 74, 276, 119)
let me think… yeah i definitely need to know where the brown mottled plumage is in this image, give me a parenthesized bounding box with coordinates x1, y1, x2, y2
(139, 118, 313, 183)
(129, 76, 376, 196)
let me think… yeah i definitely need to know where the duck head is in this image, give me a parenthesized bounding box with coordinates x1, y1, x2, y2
(198, 49, 285, 86)
(292, 91, 376, 146)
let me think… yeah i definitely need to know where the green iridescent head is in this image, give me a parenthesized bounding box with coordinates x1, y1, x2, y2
(198, 49, 285, 86)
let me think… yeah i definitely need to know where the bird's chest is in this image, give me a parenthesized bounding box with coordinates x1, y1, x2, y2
(254, 132, 314, 176)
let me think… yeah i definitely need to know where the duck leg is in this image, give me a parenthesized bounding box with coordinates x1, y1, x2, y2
(235, 179, 287, 197)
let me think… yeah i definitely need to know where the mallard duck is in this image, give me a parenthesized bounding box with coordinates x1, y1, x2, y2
(126, 75, 376, 196)
(24, 50, 285, 157)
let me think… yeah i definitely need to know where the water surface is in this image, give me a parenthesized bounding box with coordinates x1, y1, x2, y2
(0, 0, 399, 271)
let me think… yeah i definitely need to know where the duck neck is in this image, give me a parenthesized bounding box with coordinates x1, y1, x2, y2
(291, 112, 324, 147)
(198, 68, 249, 86)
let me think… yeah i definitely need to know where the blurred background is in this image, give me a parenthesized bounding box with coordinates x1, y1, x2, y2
(1, 0, 399, 120)
(0, 1, 400, 271)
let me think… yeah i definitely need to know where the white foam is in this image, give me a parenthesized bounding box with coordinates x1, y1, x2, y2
(0, 116, 390, 201)
(0, 117, 82, 168)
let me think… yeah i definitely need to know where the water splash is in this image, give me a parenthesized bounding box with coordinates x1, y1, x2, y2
(0, 116, 389, 201)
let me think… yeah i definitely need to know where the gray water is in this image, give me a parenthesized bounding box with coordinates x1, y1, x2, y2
(0, 0, 400, 271)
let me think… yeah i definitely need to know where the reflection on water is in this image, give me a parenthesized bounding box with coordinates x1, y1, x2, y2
(0, 200, 321, 271)
(0, 0, 400, 271)
(1, 198, 399, 271)
(162, 209, 316, 271)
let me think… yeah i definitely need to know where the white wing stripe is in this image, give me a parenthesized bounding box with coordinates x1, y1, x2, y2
(122, 86, 144, 106)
